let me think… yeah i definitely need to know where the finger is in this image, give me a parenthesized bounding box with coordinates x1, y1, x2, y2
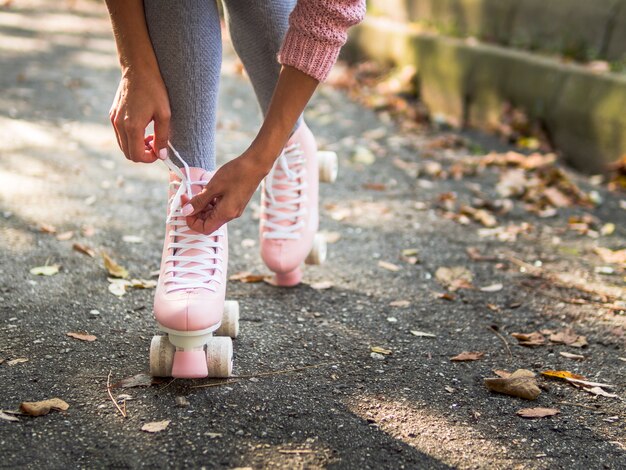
(114, 115, 131, 160)
(109, 110, 123, 152)
(153, 108, 171, 160)
(183, 186, 220, 217)
(187, 205, 227, 235)
(126, 121, 156, 163)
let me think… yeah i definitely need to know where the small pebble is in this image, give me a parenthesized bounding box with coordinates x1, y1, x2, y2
(175, 396, 190, 408)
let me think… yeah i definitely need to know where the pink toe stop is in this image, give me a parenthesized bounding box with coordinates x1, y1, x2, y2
(172, 350, 208, 378)
(274, 268, 302, 287)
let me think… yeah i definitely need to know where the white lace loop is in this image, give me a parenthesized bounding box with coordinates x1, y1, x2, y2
(161, 143, 224, 293)
(263, 143, 307, 240)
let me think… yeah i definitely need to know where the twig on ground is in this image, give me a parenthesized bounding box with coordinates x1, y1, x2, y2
(191, 362, 338, 389)
(488, 326, 513, 359)
(556, 401, 597, 410)
(106, 370, 127, 418)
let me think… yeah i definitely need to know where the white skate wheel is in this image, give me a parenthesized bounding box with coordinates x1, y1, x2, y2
(149, 335, 175, 377)
(305, 232, 327, 265)
(215, 300, 240, 339)
(318, 151, 338, 183)
(206, 337, 233, 378)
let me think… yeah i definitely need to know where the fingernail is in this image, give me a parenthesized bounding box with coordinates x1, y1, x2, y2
(159, 148, 168, 160)
(182, 204, 194, 216)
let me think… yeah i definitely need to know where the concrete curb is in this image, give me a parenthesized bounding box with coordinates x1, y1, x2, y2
(347, 16, 626, 172)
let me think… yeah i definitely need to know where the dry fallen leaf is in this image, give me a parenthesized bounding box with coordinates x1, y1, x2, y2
(0, 411, 19, 422)
(451, 351, 485, 362)
(67, 332, 97, 342)
(541, 370, 586, 381)
(129, 279, 157, 289)
(56, 231, 74, 241)
(484, 369, 541, 400)
(390, 300, 410, 308)
(20, 398, 69, 416)
(549, 329, 588, 348)
(112, 373, 153, 389)
(410, 330, 437, 338)
(321, 231, 341, 244)
(122, 235, 143, 244)
(108, 280, 128, 297)
(72, 243, 96, 257)
(560, 351, 585, 360)
(586, 387, 619, 398)
(228, 271, 270, 283)
(378, 261, 401, 272)
(371, 346, 392, 355)
(516, 407, 560, 419)
(310, 281, 334, 290)
(142, 420, 170, 433)
(511, 331, 546, 347)
(30, 265, 60, 276)
(480, 283, 503, 292)
(102, 252, 129, 279)
(594, 247, 626, 266)
(38, 223, 57, 234)
(435, 266, 473, 291)
(7, 358, 29, 366)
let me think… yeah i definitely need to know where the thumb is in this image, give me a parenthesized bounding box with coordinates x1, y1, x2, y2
(182, 187, 219, 216)
(153, 110, 170, 160)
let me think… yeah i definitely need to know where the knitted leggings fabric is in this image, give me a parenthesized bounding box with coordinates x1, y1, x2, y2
(145, 0, 300, 170)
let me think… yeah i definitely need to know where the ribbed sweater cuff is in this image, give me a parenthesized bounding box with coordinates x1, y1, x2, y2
(278, 30, 341, 82)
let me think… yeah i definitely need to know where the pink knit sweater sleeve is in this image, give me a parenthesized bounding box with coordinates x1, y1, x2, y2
(278, 0, 366, 82)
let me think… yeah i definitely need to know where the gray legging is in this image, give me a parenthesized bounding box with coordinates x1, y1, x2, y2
(144, 0, 302, 171)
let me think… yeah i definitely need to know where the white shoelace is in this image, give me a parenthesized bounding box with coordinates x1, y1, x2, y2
(162, 144, 224, 293)
(263, 143, 307, 240)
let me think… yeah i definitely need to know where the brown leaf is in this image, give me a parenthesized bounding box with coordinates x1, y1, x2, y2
(102, 252, 129, 279)
(67, 332, 97, 342)
(389, 300, 410, 308)
(543, 187, 571, 207)
(72, 243, 95, 258)
(511, 331, 546, 347)
(435, 266, 473, 291)
(7, 358, 28, 366)
(111, 373, 153, 389)
(549, 329, 588, 348)
(516, 407, 560, 419)
(436, 292, 456, 301)
(141, 420, 170, 433)
(321, 231, 341, 244)
(20, 398, 69, 416)
(362, 182, 387, 191)
(228, 271, 270, 283)
(371, 346, 392, 355)
(484, 369, 541, 400)
(378, 261, 401, 272)
(450, 351, 485, 362)
(541, 370, 586, 381)
(594, 247, 626, 266)
(82, 225, 96, 237)
(38, 223, 57, 234)
(56, 231, 74, 241)
(310, 281, 334, 290)
(493, 369, 511, 378)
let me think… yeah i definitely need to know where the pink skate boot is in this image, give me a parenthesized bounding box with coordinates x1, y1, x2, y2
(149, 147, 239, 379)
(260, 121, 338, 286)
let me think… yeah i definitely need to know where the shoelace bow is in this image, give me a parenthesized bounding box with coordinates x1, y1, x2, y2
(162, 144, 224, 293)
(263, 143, 307, 240)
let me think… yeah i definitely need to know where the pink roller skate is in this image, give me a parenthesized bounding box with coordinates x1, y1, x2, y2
(149, 146, 239, 379)
(260, 121, 338, 286)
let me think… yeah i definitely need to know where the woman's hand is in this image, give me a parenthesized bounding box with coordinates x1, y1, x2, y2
(109, 69, 171, 163)
(180, 150, 273, 235)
